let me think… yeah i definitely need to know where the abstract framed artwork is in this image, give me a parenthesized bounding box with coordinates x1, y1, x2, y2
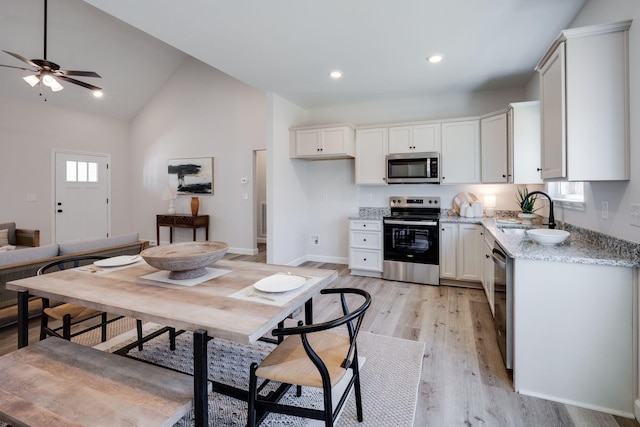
(168, 157, 214, 195)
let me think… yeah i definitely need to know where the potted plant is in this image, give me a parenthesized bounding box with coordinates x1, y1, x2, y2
(516, 186, 538, 224)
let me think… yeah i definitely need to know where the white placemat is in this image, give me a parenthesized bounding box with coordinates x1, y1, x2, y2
(77, 259, 145, 275)
(229, 274, 322, 306)
(139, 267, 231, 286)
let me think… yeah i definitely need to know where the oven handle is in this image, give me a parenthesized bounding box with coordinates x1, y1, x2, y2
(384, 220, 438, 226)
(492, 248, 507, 269)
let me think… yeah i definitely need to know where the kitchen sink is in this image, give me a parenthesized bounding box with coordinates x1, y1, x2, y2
(499, 227, 528, 235)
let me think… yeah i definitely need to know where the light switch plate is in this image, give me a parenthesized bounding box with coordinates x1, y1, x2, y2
(631, 204, 640, 227)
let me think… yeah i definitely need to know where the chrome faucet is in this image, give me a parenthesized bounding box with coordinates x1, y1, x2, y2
(521, 191, 556, 229)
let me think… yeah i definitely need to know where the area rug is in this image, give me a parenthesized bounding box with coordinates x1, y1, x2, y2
(111, 328, 425, 427)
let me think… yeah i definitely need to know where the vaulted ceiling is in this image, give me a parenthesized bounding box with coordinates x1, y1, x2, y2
(0, 0, 587, 121)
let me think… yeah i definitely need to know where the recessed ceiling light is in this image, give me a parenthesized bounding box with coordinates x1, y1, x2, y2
(329, 70, 343, 79)
(427, 54, 444, 64)
(93, 90, 103, 98)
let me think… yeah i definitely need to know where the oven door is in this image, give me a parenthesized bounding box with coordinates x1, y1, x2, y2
(383, 219, 439, 264)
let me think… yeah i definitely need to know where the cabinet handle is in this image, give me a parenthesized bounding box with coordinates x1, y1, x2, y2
(486, 254, 490, 259)
(363, 258, 367, 261)
(363, 224, 366, 227)
(363, 238, 367, 242)
(536, 167, 542, 171)
(502, 174, 506, 178)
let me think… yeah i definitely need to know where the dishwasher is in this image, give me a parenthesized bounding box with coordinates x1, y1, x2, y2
(492, 241, 513, 370)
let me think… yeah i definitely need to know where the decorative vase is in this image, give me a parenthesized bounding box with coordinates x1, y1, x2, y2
(191, 197, 200, 216)
(518, 212, 537, 225)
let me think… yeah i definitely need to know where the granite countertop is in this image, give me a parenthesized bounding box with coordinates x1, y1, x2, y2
(440, 215, 639, 268)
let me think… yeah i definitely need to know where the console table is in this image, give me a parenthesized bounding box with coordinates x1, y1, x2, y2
(157, 214, 209, 245)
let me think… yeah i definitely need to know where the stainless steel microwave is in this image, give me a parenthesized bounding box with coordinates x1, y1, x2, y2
(386, 152, 440, 184)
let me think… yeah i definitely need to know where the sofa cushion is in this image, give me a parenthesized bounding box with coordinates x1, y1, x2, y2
(58, 233, 140, 256)
(0, 223, 16, 245)
(0, 244, 59, 267)
(0, 229, 8, 247)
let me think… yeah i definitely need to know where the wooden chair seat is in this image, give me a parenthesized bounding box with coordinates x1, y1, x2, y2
(43, 302, 101, 322)
(256, 331, 350, 388)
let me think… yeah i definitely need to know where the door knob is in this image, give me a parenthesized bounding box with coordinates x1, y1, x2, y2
(57, 209, 63, 213)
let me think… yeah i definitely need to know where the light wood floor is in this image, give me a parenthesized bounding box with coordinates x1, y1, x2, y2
(1, 245, 638, 427)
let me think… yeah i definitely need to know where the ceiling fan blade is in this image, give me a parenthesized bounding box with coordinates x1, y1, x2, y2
(2, 50, 39, 69)
(57, 75, 102, 91)
(57, 70, 101, 78)
(0, 64, 37, 72)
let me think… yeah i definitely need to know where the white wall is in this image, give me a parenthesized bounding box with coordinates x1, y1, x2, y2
(267, 94, 310, 265)
(0, 95, 131, 245)
(128, 57, 267, 253)
(567, 1, 640, 421)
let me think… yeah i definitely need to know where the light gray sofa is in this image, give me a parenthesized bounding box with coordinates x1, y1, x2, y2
(0, 231, 149, 328)
(0, 222, 40, 249)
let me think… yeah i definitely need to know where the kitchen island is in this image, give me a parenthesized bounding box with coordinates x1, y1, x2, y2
(477, 217, 638, 417)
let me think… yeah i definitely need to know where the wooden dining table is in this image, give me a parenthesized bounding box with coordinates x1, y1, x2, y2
(7, 258, 338, 427)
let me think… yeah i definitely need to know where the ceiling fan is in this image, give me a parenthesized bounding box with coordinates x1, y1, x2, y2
(0, 0, 102, 96)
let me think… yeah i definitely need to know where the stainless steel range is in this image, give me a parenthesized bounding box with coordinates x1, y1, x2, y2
(382, 196, 440, 285)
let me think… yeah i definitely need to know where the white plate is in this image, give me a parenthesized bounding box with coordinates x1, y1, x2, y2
(253, 274, 306, 293)
(94, 255, 140, 267)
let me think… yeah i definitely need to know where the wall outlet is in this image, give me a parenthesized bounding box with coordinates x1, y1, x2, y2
(310, 235, 319, 245)
(601, 201, 608, 219)
(631, 204, 640, 227)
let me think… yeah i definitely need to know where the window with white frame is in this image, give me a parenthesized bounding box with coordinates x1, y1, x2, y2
(66, 161, 99, 183)
(547, 181, 585, 210)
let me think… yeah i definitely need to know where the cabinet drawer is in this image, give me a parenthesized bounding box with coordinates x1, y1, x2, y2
(349, 248, 382, 272)
(350, 220, 381, 231)
(350, 231, 381, 249)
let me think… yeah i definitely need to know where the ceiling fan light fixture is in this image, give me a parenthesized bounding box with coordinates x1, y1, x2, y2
(41, 73, 63, 92)
(23, 75, 40, 87)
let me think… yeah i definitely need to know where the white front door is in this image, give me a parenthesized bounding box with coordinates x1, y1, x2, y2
(54, 151, 110, 244)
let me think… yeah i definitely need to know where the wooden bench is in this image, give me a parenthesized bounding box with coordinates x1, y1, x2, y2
(0, 337, 196, 427)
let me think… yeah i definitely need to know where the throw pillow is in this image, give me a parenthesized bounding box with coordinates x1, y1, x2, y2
(0, 229, 8, 247)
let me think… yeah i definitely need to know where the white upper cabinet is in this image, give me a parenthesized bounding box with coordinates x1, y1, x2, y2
(291, 125, 355, 159)
(388, 123, 440, 154)
(509, 101, 543, 184)
(536, 21, 631, 181)
(441, 119, 480, 184)
(481, 112, 508, 183)
(355, 128, 388, 185)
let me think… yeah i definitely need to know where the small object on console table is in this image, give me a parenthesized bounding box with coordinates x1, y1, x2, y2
(156, 214, 209, 245)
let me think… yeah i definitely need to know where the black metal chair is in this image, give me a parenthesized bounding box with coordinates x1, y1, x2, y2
(37, 255, 175, 349)
(247, 288, 371, 427)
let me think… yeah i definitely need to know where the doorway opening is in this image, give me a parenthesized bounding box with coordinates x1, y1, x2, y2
(254, 149, 267, 256)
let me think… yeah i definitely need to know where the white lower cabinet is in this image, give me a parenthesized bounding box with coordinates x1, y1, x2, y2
(513, 259, 634, 415)
(439, 222, 483, 282)
(348, 219, 382, 277)
(482, 232, 495, 315)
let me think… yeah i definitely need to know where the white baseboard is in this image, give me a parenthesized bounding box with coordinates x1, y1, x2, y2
(227, 246, 259, 256)
(305, 254, 348, 265)
(518, 388, 634, 419)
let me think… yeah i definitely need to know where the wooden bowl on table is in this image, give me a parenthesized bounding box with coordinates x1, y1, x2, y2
(141, 241, 228, 280)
